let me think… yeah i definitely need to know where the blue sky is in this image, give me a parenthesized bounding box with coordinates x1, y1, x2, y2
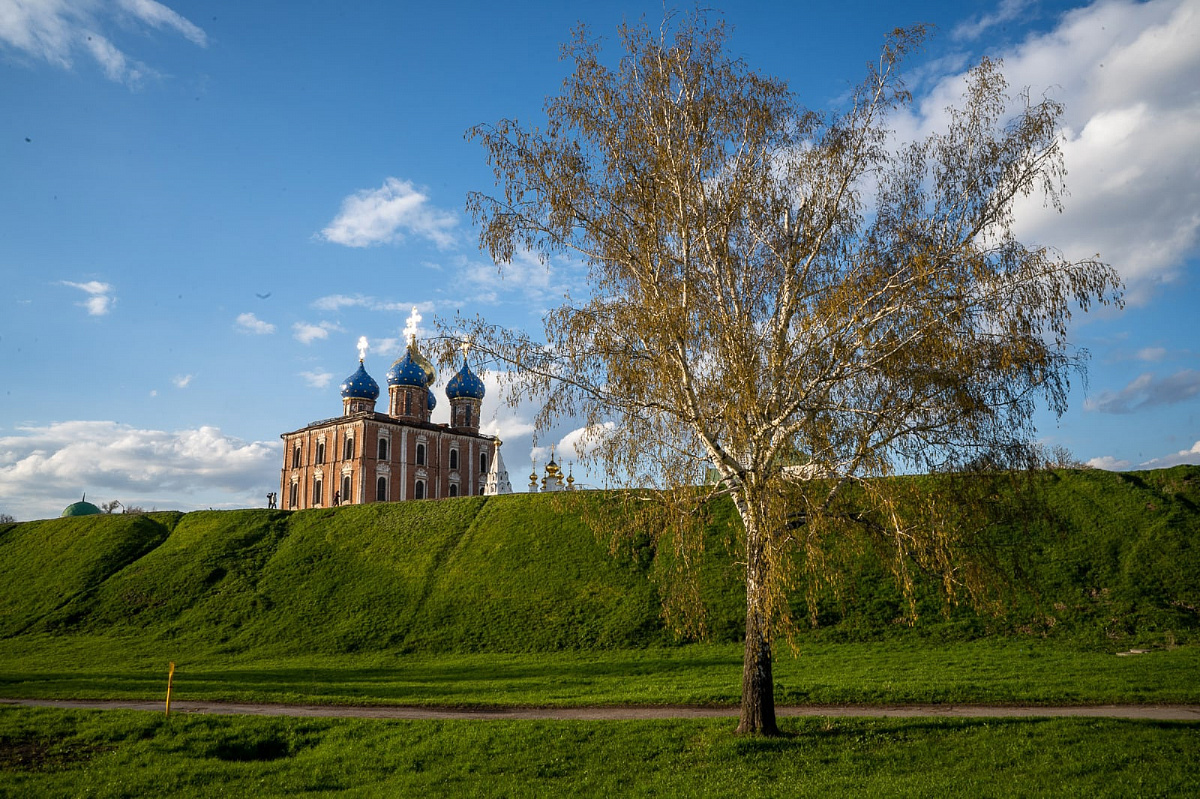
(1, 0, 1197, 520)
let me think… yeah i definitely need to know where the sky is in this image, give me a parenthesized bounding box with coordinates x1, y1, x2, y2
(1, 0, 1198, 520)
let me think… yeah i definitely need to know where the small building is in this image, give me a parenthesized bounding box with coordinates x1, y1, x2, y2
(61, 495, 101, 517)
(279, 338, 510, 509)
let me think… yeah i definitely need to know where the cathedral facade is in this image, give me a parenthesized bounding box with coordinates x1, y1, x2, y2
(279, 338, 511, 509)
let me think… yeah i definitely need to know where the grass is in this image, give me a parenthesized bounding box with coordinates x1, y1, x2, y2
(1, 707, 1197, 797)
(1, 638, 1197, 707)
(2, 469, 1198, 795)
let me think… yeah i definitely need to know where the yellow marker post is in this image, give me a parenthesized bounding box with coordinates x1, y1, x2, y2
(165, 661, 176, 717)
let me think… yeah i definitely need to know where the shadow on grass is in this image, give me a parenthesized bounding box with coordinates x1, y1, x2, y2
(0, 652, 744, 702)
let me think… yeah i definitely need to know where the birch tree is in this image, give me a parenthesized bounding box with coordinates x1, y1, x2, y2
(463, 14, 1122, 735)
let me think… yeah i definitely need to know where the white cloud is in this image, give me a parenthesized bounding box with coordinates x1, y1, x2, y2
(235, 312, 275, 335)
(1086, 369, 1200, 413)
(292, 321, 342, 344)
(557, 422, 617, 460)
(1139, 440, 1200, 469)
(0, 421, 278, 521)
(116, 0, 207, 47)
(0, 0, 206, 86)
(311, 294, 429, 314)
(298, 370, 333, 389)
(172, 374, 193, 389)
(59, 279, 115, 315)
(1137, 347, 1167, 362)
(319, 177, 457, 249)
(1087, 455, 1131, 470)
(372, 337, 403, 358)
(902, 0, 1200, 304)
(953, 0, 1035, 41)
(454, 247, 584, 309)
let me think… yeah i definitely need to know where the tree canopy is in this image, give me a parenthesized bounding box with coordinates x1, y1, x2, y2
(462, 13, 1122, 735)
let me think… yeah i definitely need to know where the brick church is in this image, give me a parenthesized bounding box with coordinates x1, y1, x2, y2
(280, 337, 512, 509)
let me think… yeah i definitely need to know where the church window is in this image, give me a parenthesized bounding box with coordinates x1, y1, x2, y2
(405, 392, 411, 415)
(344, 437, 354, 460)
(342, 474, 352, 503)
(292, 444, 301, 469)
(416, 443, 426, 466)
(376, 476, 388, 502)
(414, 480, 426, 500)
(465, 405, 472, 426)
(480, 452, 488, 474)
(316, 442, 325, 465)
(289, 482, 298, 508)
(449, 448, 458, 470)
(378, 437, 389, 461)
(449, 483, 459, 498)
(479, 486, 486, 496)
(313, 477, 323, 505)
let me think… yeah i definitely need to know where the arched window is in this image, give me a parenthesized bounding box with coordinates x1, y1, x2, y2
(479, 485, 486, 496)
(341, 474, 352, 504)
(416, 442, 426, 466)
(292, 444, 302, 468)
(344, 437, 354, 460)
(316, 442, 326, 465)
(404, 392, 411, 416)
(480, 452, 488, 474)
(414, 480, 425, 500)
(449, 483, 459, 498)
(449, 449, 458, 470)
(378, 438, 389, 461)
(376, 476, 388, 502)
(289, 482, 298, 508)
(313, 477, 323, 505)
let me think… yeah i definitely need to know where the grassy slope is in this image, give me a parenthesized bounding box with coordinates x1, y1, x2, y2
(0, 466, 1197, 659)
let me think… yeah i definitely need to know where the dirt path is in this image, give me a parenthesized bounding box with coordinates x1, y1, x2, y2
(4, 698, 1198, 721)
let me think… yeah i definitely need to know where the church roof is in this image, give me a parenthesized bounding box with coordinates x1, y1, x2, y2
(340, 360, 380, 400)
(386, 348, 428, 388)
(446, 360, 486, 400)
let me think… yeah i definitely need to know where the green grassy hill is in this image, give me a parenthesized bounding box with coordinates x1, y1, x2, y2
(0, 466, 1197, 657)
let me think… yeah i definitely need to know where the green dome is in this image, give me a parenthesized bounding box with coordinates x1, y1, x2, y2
(61, 500, 101, 517)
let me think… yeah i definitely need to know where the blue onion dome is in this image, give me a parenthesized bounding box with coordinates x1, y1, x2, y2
(446, 360, 486, 400)
(427, 389, 438, 411)
(340, 360, 380, 400)
(386, 347, 428, 388)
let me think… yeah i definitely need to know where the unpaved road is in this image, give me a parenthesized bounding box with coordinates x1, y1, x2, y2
(3, 698, 1198, 721)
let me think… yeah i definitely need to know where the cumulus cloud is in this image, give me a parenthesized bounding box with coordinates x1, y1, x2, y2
(235, 312, 275, 335)
(556, 422, 617, 460)
(292, 321, 342, 344)
(1086, 454, 1132, 470)
(902, 0, 1200, 304)
(298, 370, 333, 389)
(319, 178, 457, 249)
(0, 0, 206, 87)
(59, 279, 115, 315)
(0, 421, 278, 521)
(172, 374, 193, 389)
(1137, 347, 1168, 362)
(1086, 369, 1200, 413)
(1140, 440, 1200, 469)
